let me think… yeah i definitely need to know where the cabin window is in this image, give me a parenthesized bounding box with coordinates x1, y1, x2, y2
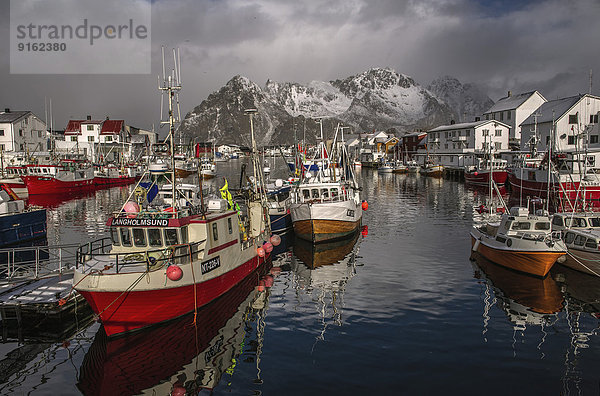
(120, 228, 132, 247)
(165, 229, 179, 245)
(228, 218, 233, 234)
(311, 189, 319, 199)
(180, 226, 188, 244)
(321, 189, 329, 199)
(591, 135, 599, 144)
(574, 235, 585, 246)
(133, 228, 147, 247)
(148, 228, 162, 247)
(565, 232, 576, 244)
(331, 188, 339, 198)
(534, 222, 550, 230)
(585, 239, 597, 249)
(511, 222, 531, 230)
(552, 216, 564, 227)
(42, 168, 47, 173)
(110, 228, 120, 246)
(589, 217, 600, 227)
(212, 223, 219, 241)
(565, 218, 587, 228)
(302, 190, 310, 199)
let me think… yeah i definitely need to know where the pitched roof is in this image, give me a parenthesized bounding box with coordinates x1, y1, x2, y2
(0, 110, 31, 123)
(100, 120, 123, 135)
(65, 120, 83, 134)
(520, 95, 584, 125)
(485, 91, 543, 113)
(428, 120, 510, 133)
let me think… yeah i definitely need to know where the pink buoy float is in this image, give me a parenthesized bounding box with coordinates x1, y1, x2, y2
(270, 234, 281, 246)
(166, 265, 183, 281)
(263, 242, 273, 253)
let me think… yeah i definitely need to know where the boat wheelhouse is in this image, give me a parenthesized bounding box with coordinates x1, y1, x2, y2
(21, 160, 95, 194)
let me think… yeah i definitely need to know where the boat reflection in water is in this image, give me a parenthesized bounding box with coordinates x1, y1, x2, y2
(471, 253, 563, 340)
(77, 263, 272, 396)
(291, 232, 360, 341)
(551, 265, 600, 395)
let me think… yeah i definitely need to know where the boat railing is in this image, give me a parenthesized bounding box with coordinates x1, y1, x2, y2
(0, 243, 81, 281)
(76, 238, 207, 273)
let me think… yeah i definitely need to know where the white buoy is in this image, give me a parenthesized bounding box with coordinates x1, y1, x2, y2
(472, 239, 480, 252)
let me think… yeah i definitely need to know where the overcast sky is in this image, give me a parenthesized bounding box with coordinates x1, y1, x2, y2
(1, 0, 599, 136)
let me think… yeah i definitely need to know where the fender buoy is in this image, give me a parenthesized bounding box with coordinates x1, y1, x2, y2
(361, 200, 368, 211)
(472, 239, 480, 252)
(166, 265, 183, 281)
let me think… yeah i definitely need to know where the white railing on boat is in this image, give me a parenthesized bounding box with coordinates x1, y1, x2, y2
(76, 237, 207, 273)
(0, 243, 81, 281)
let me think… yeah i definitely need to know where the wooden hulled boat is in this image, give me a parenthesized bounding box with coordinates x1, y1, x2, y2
(470, 207, 567, 277)
(94, 164, 138, 186)
(290, 122, 363, 244)
(421, 162, 444, 177)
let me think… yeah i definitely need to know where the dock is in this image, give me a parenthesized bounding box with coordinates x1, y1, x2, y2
(0, 244, 93, 342)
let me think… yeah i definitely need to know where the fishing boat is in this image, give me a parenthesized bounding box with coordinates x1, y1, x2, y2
(377, 161, 394, 173)
(72, 53, 276, 337)
(471, 207, 567, 277)
(406, 160, 420, 173)
(421, 160, 444, 177)
(174, 156, 198, 178)
(0, 184, 46, 247)
(392, 162, 408, 174)
(464, 158, 508, 187)
(93, 163, 138, 186)
(266, 179, 292, 234)
(558, 228, 600, 277)
(21, 159, 95, 195)
(290, 121, 364, 243)
(200, 157, 216, 180)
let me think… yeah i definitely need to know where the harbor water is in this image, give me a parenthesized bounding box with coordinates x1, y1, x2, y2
(1, 161, 599, 395)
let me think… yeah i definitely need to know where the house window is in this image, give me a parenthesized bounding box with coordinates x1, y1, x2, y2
(482, 129, 489, 136)
(24, 118, 28, 125)
(495, 142, 502, 150)
(106, 136, 112, 142)
(568, 136, 575, 145)
(591, 135, 599, 144)
(444, 144, 448, 149)
(499, 112, 504, 121)
(485, 114, 490, 120)
(507, 111, 511, 120)
(88, 136, 94, 142)
(20, 144, 24, 150)
(546, 136, 550, 145)
(465, 130, 470, 137)
(71, 136, 77, 142)
(19, 129, 23, 136)
(569, 114, 578, 124)
(87, 125, 94, 131)
(0, 144, 4, 150)
(495, 129, 502, 136)
(38, 131, 42, 137)
(590, 114, 599, 123)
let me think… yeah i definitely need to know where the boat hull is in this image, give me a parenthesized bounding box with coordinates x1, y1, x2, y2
(293, 218, 360, 243)
(471, 234, 563, 277)
(22, 175, 95, 194)
(465, 170, 508, 186)
(562, 248, 600, 277)
(290, 199, 362, 243)
(0, 208, 46, 247)
(269, 211, 292, 234)
(94, 176, 138, 186)
(77, 254, 268, 337)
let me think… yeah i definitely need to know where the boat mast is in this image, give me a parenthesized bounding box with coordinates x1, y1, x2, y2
(159, 46, 182, 212)
(546, 111, 554, 213)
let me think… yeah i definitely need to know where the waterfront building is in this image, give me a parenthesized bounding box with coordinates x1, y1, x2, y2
(0, 109, 48, 154)
(483, 91, 546, 149)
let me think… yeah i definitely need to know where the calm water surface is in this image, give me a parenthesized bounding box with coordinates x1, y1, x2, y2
(1, 162, 599, 395)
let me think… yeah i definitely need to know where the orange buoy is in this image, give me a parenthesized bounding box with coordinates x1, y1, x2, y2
(270, 234, 281, 246)
(361, 200, 368, 211)
(166, 265, 183, 281)
(257, 247, 265, 257)
(361, 225, 369, 237)
(258, 280, 266, 292)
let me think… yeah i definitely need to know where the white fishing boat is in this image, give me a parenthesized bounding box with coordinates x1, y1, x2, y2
(72, 52, 276, 337)
(290, 121, 365, 243)
(471, 207, 567, 277)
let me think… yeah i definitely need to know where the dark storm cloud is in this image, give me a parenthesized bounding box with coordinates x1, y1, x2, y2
(1, 0, 599, 134)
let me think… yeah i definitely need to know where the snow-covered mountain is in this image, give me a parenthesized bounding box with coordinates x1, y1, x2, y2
(179, 68, 492, 145)
(427, 76, 494, 122)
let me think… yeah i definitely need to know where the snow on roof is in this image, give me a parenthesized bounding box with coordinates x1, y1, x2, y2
(520, 95, 585, 125)
(485, 91, 543, 113)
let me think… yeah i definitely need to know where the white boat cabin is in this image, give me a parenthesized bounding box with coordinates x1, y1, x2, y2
(551, 212, 600, 231)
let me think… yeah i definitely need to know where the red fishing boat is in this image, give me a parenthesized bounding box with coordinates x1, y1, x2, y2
(93, 163, 138, 186)
(0, 165, 28, 198)
(21, 160, 95, 195)
(464, 158, 508, 187)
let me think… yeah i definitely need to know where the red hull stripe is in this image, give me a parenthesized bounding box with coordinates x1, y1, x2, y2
(208, 239, 239, 255)
(80, 254, 264, 336)
(22, 175, 95, 194)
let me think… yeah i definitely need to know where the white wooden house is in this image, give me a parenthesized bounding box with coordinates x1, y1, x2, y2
(520, 94, 600, 153)
(0, 109, 48, 153)
(483, 91, 546, 148)
(416, 120, 510, 169)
